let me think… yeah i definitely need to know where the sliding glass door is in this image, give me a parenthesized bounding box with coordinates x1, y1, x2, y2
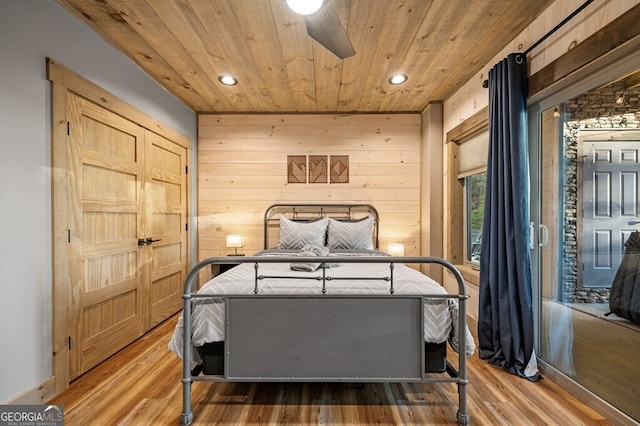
(530, 68, 640, 422)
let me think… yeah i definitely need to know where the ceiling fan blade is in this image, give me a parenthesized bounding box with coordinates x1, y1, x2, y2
(304, 3, 355, 59)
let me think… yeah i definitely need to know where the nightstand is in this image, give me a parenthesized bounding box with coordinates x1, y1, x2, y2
(219, 262, 239, 274)
(211, 255, 244, 276)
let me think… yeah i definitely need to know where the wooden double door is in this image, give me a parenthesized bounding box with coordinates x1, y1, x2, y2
(66, 94, 188, 379)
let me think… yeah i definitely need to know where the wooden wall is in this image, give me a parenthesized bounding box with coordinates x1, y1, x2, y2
(443, 0, 639, 135)
(198, 114, 421, 260)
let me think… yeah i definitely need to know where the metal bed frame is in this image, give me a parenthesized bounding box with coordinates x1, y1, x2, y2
(263, 203, 380, 249)
(179, 204, 470, 425)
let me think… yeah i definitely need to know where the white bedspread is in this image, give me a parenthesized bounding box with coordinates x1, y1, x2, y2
(169, 251, 475, 365)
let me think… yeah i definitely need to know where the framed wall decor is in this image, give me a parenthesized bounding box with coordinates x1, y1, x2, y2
(287, 155, 307, 183)
(330, 155, 349, 183)
(309, 155, 328, 183)
(287, 155, 349, 184)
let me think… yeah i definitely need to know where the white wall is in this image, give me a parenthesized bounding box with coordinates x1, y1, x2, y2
(0, 0, 196, 403)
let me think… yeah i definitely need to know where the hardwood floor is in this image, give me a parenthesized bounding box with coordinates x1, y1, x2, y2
(50, 315, 612, 425)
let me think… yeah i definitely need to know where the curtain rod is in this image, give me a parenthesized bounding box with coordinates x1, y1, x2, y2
(482, 0, 596, 89)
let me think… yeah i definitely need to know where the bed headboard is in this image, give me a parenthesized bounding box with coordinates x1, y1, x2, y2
(263, 203, 380, 249)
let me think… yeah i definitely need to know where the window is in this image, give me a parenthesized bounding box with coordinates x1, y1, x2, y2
(445, 107, 488, 282)
(457, 127, 488, 266)
(465, 171, 485, 264)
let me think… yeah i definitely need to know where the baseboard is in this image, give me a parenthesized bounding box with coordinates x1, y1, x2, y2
(4, 376, 56, 405)
(538, 360, 639, 426)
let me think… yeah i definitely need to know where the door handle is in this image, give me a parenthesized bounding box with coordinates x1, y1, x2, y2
(539, 224, 549, 247)
(138, 238, 162, 246)
(530, 222, 549, 248)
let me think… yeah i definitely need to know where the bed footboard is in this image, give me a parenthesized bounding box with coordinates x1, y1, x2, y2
(180, 256, 470, 426)
(226, 296, 422, 380)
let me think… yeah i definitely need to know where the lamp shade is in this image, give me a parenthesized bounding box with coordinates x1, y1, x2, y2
(226, 234, 245, 248)
(386, 243, 405, 257)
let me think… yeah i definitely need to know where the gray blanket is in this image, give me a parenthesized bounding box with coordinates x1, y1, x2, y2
(290, 244, 331, 272)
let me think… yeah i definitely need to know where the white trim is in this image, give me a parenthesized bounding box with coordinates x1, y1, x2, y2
(3, 377, 55, 405)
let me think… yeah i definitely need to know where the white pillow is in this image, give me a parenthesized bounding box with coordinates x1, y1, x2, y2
(326, 216, 374, 250)
(277, 216, 329, 249)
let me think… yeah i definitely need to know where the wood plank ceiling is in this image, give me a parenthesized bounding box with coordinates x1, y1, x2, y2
(56, 0, 555, 113)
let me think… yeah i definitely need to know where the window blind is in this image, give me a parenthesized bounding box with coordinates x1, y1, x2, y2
(457, 129, 489, 178)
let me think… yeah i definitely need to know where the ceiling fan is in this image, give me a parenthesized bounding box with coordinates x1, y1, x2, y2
(286, 0, 356, 59)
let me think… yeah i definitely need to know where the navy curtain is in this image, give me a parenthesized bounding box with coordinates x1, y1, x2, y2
(478, 53, 539, 381)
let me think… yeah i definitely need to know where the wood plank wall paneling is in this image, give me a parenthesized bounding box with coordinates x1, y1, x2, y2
(198, 114, 422, 260)
(443, 1, 640, 136)
(528, 3, 640, 97)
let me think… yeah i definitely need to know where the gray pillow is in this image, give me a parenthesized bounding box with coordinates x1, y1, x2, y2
(277, 216, 329, 249)
(326, 216, 374, 250)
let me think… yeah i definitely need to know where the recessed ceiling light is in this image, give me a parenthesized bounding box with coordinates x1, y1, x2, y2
(286, 0, 324, 15)
(218, 75, 238, 86)
(389, 74, 408, 85)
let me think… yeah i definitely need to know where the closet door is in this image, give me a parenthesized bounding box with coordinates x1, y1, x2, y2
(145, 132, 188, 328)
(67, 94, 148, 378)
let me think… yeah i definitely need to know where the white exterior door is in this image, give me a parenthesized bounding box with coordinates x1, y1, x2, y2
(581, 135, 640, 288)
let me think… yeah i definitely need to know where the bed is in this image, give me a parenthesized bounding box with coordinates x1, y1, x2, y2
(170, 204, 475, 425)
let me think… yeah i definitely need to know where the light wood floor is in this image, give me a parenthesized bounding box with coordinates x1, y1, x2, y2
(50, 315, 612, 425)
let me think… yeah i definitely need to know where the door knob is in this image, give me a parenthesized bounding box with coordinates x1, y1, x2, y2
(146, 237, 162, 245)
